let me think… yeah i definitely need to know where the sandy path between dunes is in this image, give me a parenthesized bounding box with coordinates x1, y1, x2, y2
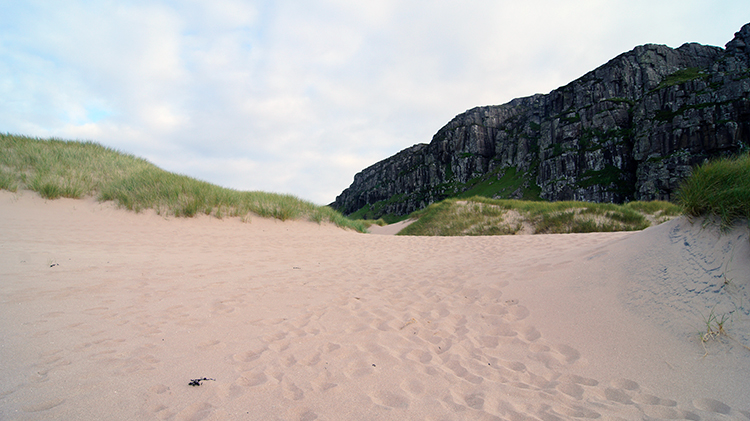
(1, 190, 749, 420)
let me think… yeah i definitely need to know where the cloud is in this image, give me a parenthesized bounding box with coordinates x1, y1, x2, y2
(1, 0, 748, 204)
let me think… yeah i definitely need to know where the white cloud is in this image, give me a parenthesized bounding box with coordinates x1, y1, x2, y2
(1, 0, 748, 204)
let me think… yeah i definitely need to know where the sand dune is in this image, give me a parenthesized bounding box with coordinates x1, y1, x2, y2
(1, 190, 748, 420)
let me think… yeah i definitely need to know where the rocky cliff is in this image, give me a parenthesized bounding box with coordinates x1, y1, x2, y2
(333, 23, 750, 219)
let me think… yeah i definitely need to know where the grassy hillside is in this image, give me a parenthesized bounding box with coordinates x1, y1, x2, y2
(396, 197, 680, 236)
(0, 134, 367, 232)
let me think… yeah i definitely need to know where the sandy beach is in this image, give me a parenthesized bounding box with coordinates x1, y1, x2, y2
(1, 190, 749, 420)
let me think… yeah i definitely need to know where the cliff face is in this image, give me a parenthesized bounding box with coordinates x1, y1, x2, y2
(333, 24, 750, 218)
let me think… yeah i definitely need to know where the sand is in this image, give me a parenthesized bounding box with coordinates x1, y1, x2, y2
(1, 189, 749, 420)
(367, 219, 415, 235)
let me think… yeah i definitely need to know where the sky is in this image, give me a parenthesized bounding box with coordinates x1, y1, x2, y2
(1, 1, 748, 205)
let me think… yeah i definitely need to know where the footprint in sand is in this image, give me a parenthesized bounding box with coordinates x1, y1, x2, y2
(400, 379, 425, 397)
(405, 349, 432, 364)
(555, 404, 601, 419)
(526, 372, 556, 389)
(299, 410, 318, 421)
(371, 390, 410, 409)
(692, 398, 731, 415)
(210, 300, 236, 314)
(559, 373, 598, 386)
(643, 406, 697, 420)
(174, 401, 213, 421)
(499, 360, 526, 372)
(299, 352, 321, 366)
(434, 338, 452, 354)
(196, 339, 222, 348)
(149, 384, 169, 394)
(440, 393, 467, 412)
(431, 308, 451, 319)
(477, 335, 500, 348)
(314, 381, 337, 392)
(601, 387, 633, 404)
(282, 354, 297, 367)
(463, 392, 485, 410)
(375, 318, 394, 331)
(237, 371, 267, 387)
(282, 381, 304, 400)
(505, 304, 529, 321)
(22, 398, 65, 413)
(444, 359, 483, 385)
(557, 382, 585, 399)
(39, 349, 63, 357)
(216, 383, 244, 401)
(232, 346, 267, 363)
(263, 330, 288, 342)
(83, 306, 109, 313)
(268, 340, 291, 353)
(552, 343, 581, 365)
(324, 342, 341, 352)
(521, 326, 541, 341)
(487, 324, 518, 337)
(345, 361, 374, 378)
(29, 370, 49, 383)
(610, 378, 639, 390)
(32, 330, 49, 338)
(632, 393, 676, 406)
(0, 387, 17, 398)
(148, 403, 169, 416)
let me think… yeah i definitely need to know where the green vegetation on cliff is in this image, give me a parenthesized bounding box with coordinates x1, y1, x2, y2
(455, 166, 542, 201)
(653, 67, 708, 90)
(0, 134, 366, 232)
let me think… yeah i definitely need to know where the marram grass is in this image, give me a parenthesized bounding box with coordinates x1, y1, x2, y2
(676, 153, 750, 227)
(396, 196, 673, 236)
(0, 133, 366, 232)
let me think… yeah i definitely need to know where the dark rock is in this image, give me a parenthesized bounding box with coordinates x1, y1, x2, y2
(332, 23, 750, 218)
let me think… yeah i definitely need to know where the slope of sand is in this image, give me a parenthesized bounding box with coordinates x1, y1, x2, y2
(367, 219, 415, 235)
(1, 190, 749, 420)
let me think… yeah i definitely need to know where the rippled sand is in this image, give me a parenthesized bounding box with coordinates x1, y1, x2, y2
(2, 190, 748, 420)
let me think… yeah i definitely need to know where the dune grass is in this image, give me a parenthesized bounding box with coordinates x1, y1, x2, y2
(0, 133, 366, 232)
(622, 200, 682, 216)
(396, 196, 674, 236)
(676, 153, 750, 228)
(354, 218, 388, 229)
(396, 198, 519, 236)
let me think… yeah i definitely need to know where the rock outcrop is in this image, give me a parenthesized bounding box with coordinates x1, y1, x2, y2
(333, 23, 750, 218)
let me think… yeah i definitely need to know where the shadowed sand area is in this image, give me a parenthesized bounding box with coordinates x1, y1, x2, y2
(1, 190, 749, 420)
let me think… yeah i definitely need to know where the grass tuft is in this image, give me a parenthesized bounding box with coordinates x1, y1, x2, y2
(699, 307, 750, 357)
(676, 153, 750, 228)
(0, 133, 367, 232)
(623, 200, 681, 216)
(0, 168, 18, 192)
